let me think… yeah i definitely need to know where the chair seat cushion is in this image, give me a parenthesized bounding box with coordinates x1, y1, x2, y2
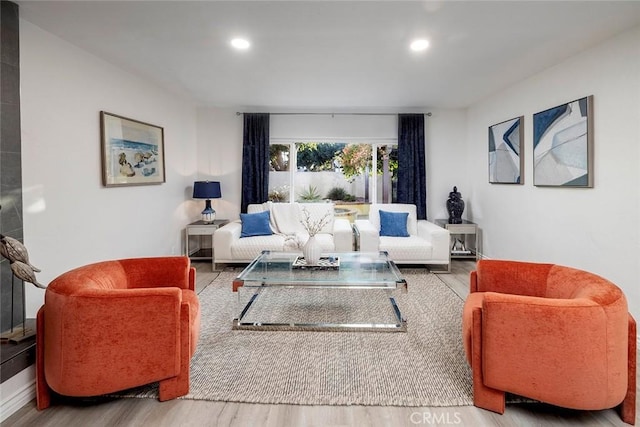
(379, 236, 433, 261)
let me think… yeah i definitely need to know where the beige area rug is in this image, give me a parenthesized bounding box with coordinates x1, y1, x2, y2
(124, 269, 475, 406)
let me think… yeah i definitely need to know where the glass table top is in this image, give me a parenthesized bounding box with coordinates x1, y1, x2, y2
(235, 251, 405, 288)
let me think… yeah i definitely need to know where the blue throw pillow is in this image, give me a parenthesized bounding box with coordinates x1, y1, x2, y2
(379, 210, 410, 237)
(240, 210, 273, 237)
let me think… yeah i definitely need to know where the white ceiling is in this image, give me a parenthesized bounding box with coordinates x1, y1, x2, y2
(16, 1, 640, 110)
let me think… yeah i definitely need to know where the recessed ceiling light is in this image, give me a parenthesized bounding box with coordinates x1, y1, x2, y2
(231, 38, 250, 50)
(410, 39, 430, 52)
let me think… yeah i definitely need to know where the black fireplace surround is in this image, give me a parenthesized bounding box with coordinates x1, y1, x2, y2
(1, 0, 35, 383)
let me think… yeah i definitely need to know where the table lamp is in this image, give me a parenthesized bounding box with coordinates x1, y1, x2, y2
(193, 181, 222, 223)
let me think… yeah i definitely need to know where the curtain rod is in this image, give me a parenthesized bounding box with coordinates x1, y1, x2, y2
(235, 112, 432, 117)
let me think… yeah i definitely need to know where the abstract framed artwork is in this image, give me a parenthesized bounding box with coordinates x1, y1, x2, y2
(488, 116, 524, 184)
(533, 95, 593, 187)
(100, 111, 166, 187)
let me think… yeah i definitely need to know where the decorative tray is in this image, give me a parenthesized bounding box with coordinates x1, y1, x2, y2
(292, 256, 340, 270)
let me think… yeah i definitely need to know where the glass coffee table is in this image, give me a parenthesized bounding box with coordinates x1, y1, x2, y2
(232, 251, 407, 332)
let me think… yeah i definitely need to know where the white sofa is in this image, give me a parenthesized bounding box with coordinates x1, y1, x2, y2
(214, 202, 353, 266)
(354, 204, 450, 270)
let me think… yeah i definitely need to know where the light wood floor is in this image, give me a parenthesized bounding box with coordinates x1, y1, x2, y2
(5, 260, 637, 427)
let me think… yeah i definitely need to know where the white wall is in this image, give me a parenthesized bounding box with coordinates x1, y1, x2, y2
(19, 20, 200, 317)
(466, 26, 640, 319)
(196, 108, 243, 220)
(426, 109, 469, 220)
(270, 113, 397, 140)
(197, 110, 467, 222)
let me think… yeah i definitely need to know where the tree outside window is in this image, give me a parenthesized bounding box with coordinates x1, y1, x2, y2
(268, 141, 397, 205)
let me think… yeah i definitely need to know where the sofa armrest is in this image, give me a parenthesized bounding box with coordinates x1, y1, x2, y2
(417, 220, 450, 262)
(333, 218, 353, 251)
(354, 219, 379, 253)
(214, 221, 241, 261)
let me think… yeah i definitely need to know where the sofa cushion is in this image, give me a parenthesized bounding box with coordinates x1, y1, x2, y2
(270, 203, 302, 234)
(240, 211, 273, 237)
(379, 210, 410, 237)
(379, 236, 433, 261)
(267, 202, 335, 235)
(231, 234, 287, 260)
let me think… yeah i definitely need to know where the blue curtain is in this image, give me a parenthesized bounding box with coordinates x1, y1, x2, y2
(241, 113, 270, 213)
(397, 114, 427, 219)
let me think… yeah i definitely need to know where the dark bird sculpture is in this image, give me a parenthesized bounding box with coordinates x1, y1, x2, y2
(0, 234, 41, 272)
(10, 260, 46, 289)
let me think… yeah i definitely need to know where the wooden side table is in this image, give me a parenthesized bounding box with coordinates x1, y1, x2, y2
(434, 219, 479, 261)
(185, 219, 228, 269)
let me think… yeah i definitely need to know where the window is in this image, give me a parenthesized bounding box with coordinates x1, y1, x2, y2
(268, 141, 397, 205)
(268, 144, 291, 202)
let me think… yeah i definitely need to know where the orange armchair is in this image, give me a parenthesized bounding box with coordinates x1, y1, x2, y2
(36, 257, 200, 410)
(462, 259, 636, 424)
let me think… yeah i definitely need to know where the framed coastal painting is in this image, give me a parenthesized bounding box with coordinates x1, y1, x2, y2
(533, 95, 593, 187)
(100, 111, 166, 187)
(488, 116, 524, 184)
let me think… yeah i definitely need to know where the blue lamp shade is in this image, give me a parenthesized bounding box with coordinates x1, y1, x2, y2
(193, 181, 221, 199)
(193, 181, 222, 223)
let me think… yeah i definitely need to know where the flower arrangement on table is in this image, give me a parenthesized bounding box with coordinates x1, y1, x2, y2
(298, 207, 333, 265)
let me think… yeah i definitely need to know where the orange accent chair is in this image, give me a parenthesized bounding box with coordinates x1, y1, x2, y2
(462, 259, 636, 424)
(36, 257, 200, 410)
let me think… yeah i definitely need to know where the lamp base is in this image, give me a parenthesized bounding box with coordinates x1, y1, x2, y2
(201, 199, 216, 224)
